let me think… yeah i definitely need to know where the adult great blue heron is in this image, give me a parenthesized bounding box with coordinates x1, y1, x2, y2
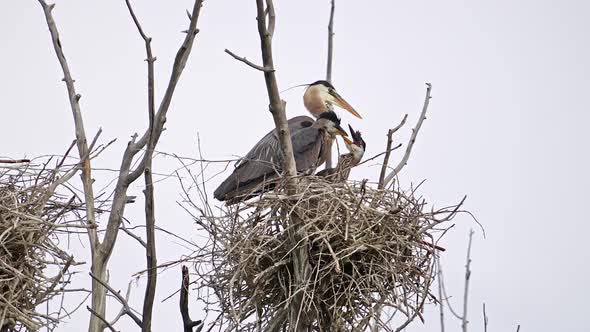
(316, 125, 366, 182)
(235, 80, 361, 172)
(214, 111, 349, 202)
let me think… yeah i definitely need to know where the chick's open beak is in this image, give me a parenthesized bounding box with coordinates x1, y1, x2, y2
(327, 89, 363, 119)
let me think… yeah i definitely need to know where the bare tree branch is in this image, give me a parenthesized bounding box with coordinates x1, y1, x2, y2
(482, 303, 488, 332)
(101, 0, 204, 272)
(225, 49, 273, 72)
(254, 0, 297, 178)
(180, 266, 203, 332)
(252, 1, 309, 330)
(38, 1, 205, 330)
(37, 0, 99, 252)
(142, 167, 157, 332)
(462, 229, 474, 332)
(437, 259, 445, 332)
(121, 223, 147, 248)
(0, 159, 31, 164)
(326, 0, 335, 83)
(87, 306, 119, 332)
(37, 1, 104, 329)
(383, 83, 432, 186)
(88, 273, 143, 328)
(323, 0, 336, 169)
(123, 1, 159, 330)
(109, 281, 135, 326)
(378, 114, 408, 189)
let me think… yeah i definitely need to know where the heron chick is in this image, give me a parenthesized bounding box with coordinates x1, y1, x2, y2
(316, 124, 366, 182)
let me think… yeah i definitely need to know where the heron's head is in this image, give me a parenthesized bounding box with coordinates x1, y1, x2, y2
(303, 80, 362, 119)
(317, 111, 348, 138)
(342, 124, 366, 160)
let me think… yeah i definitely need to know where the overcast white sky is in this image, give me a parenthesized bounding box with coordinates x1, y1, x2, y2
(2, 0, 590, 331)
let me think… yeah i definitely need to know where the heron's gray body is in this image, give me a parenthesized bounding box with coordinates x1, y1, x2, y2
(214, 116, 330, 202)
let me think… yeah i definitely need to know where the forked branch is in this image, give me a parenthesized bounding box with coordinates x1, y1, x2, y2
(383, 83, 432, 186)
(224, 49, 273, 72)
(37, 0, 99, 251)
(180, 266, 203, 332)
(88, 273, 143, 328)
(378, 114, 408, 189)
(123, 1, 158, 329)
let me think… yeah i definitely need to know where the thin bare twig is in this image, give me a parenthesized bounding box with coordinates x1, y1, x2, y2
(461, 229, 474, 332)
(383, 83, 432, 186)
(86, 306, 119, 332)
(88, 273, 143, 328)
(378, 114, 408, 189)
(123, 1, 158, 329)
(109, 281, 135, 326)
(225, 49, 273, 72)
(482, 303, 488, 332)
(437, 259, 445, 332)
(0, 159, 30, 164)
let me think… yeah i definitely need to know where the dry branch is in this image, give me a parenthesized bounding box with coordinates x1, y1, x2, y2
(88, 272, 143, 328)
(123, 1, 158, 329)
(225, 49, 273, 72)
(37, 1, 205, 330)
(378, 114, 408, 189)
(383, 83, 432, 186)
(180, 266, 204, 332)
(253, 0, 297, 178)
(461, 229, 474, 332)
(326, 0, 335, 83)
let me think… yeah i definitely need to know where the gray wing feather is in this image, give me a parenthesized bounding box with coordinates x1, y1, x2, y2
(236, 115, 314, 168)
(214, 115, 315, 201)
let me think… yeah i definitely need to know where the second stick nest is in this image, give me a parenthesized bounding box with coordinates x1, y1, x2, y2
(0, 163, 78, 331)
(196, 177, 460, 331)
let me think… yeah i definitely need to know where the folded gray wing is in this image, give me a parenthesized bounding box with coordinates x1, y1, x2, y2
(215, 115, 315, 201)
(236, 115, 315, 168)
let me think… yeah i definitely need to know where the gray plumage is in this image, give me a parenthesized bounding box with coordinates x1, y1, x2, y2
(214, 113, 342, 203)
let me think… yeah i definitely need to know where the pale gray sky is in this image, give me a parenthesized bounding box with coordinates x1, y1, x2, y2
(2, 0, 589, 331)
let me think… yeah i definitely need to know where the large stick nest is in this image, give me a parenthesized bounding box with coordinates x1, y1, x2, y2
(191, 176, 461, 331)
(0, 162, 78, 331)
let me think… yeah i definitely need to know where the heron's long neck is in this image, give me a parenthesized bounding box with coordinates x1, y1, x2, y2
(304, 90, 329, 118)
(316, 129, 334, 166)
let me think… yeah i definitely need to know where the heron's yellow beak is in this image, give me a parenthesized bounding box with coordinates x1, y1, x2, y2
(335, 124, 349, 138)
(341, 136, 353, 145)
(327, 89, 362, 119)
